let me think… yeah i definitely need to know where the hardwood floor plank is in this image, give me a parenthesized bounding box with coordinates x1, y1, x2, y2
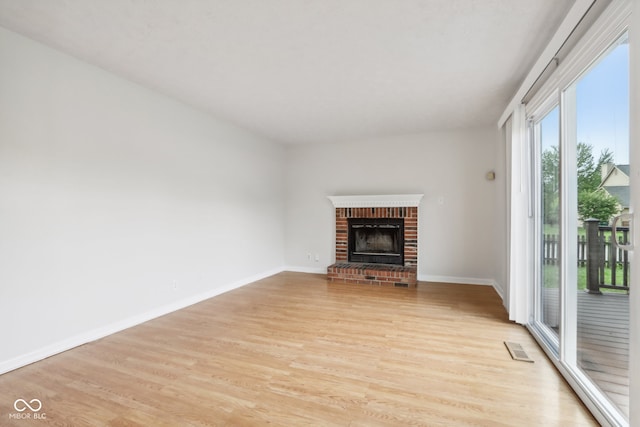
(0, 272, 597, 426)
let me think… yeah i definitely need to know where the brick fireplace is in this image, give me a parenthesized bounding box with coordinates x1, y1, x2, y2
(327, 195, 422, 287)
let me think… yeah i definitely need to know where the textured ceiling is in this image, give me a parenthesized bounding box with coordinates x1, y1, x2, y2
(0, 0, 574, 144)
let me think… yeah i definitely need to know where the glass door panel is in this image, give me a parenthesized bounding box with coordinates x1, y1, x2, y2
(537, 106, 561, 339)
(568, 33, 630, 420)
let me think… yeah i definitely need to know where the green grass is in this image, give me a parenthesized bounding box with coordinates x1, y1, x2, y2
(543, 263, 628, 293)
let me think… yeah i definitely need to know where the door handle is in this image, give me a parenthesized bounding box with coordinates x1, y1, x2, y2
(611, 213, 633, 251)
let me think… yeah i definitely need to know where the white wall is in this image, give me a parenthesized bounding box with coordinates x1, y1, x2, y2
(0, 27, 285, 372)
(284, 129, 504, 290)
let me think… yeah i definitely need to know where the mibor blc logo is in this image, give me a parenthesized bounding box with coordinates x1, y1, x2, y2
(9, 398, 46, 420)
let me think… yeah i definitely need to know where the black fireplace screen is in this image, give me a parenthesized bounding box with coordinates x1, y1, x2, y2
(348, 218, 404, 265)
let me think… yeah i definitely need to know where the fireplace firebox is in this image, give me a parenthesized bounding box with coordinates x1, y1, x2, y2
(348, 218, 404, 265)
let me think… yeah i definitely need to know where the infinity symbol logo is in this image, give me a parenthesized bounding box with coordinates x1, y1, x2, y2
(14, 398, 42, 412)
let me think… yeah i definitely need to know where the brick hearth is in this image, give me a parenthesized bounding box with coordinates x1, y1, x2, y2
(327, 263, 417, 287)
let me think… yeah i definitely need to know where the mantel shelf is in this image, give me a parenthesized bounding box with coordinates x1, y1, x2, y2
(327, 194, 423, 208)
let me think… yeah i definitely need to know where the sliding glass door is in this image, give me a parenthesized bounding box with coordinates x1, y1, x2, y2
(530, 31, 630, 425)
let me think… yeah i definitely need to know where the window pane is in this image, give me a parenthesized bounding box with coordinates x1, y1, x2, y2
(574, 33, 629, 419)
(539, 106, 561, 336)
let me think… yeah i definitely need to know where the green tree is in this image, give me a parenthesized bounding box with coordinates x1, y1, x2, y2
(541, 146, 560, 225)
(541, 143, 616, 223)
(577, 143, 613, 193)
(577, 189, 619, 222)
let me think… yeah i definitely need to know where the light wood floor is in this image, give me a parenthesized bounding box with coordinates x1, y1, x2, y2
(0, 272, 597, 426)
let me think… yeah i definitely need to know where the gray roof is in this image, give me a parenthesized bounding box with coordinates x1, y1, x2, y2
(602, 186, 629, 208)
(616, 164, 630, 176)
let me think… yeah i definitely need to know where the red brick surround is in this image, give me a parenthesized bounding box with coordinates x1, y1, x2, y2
(335, 207, 417, 266)
(328, 206, 418, 286)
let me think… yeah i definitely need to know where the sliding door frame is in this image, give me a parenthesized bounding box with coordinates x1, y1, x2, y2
(528, 93, 561, 356)
(524, 1, 632, 426)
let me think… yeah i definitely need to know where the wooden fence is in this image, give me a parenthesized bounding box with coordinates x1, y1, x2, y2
(542, 219, 630, 293)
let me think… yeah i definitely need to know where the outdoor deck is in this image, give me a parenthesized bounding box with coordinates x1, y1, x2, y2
(577, 291, 629, 417)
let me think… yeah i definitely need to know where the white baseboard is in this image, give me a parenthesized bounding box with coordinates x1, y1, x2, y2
(419, 274, 496, 287)
(419, 274, 505, 301)
(282, 269, 503, 296)
(492, 281, 506, 300)
(284, 265, 328, 275)
(0, 267, 284, 376)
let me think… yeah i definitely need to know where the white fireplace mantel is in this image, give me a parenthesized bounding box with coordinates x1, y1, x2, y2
(327, 194, 424, 208)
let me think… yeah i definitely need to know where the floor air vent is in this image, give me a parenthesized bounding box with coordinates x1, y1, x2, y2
(504, 341, 534, 363)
